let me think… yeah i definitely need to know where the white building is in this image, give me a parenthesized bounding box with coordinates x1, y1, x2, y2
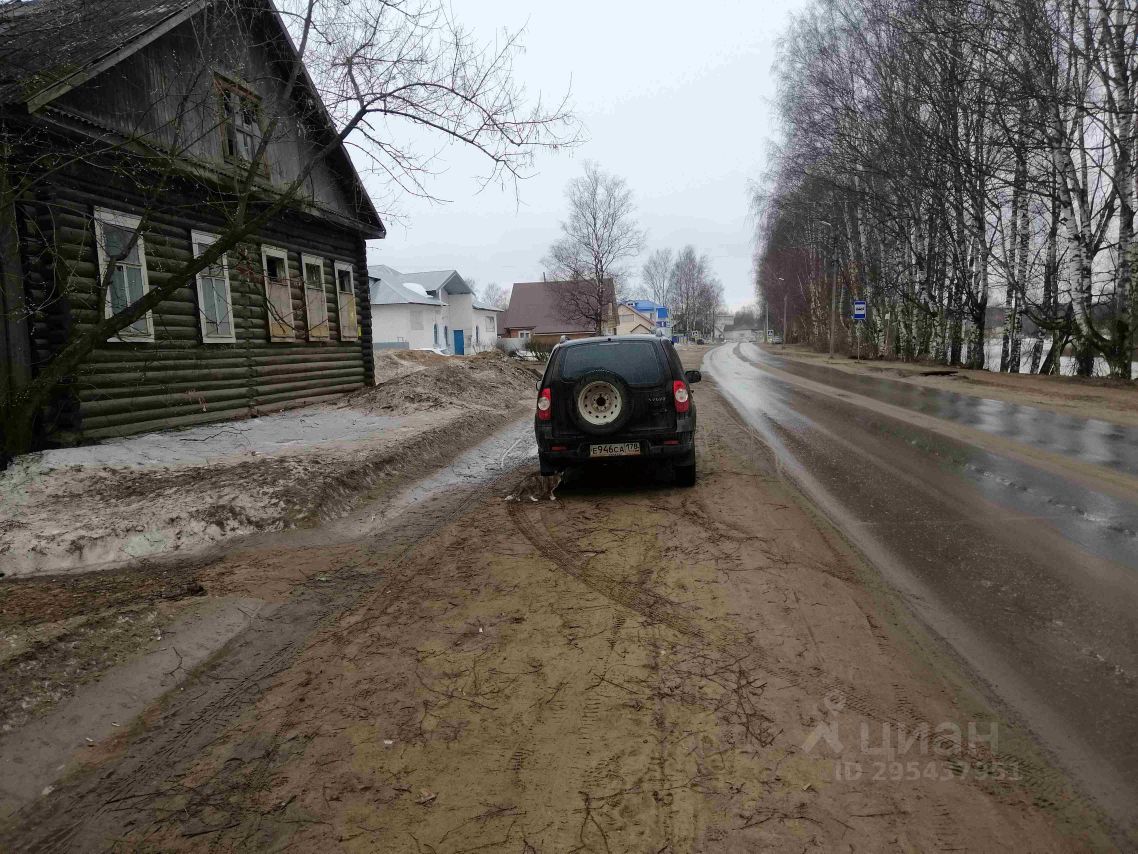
(368, 265, 501, 354)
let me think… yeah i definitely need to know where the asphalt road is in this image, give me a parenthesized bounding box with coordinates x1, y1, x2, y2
(706, 342, 1138, 839)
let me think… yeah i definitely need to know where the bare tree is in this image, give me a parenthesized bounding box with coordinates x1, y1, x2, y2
(641, 248, 674, 307)
(670, 245, 723, 337)
(552, 278, 617, 335)
(478, 282, 509, 309)
(754, 0, 1138, 377)
(1, 0, 579, 457)
(543, 161, 644, 326)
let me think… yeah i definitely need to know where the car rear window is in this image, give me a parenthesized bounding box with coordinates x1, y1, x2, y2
(559, 341, 664, 385)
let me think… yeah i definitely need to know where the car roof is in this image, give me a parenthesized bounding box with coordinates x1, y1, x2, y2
(557, 334, 667, 349)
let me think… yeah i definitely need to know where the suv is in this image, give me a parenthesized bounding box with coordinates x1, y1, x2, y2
(534, 335, 701, 486)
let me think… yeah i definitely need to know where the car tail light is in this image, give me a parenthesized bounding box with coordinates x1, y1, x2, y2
(673, 380, 690, 414)
(536, 387, 552, 421)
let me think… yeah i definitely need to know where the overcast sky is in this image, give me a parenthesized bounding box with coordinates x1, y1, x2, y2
(360, 0, 810, 310)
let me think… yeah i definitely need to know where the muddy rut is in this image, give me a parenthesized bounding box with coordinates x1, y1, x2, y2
(1, 376, 1113, 851)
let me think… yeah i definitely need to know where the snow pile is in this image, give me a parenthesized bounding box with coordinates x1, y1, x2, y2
(350, 351, 539, 416)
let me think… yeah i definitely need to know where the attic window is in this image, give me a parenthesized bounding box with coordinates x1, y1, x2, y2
(216, 76, 264, 166)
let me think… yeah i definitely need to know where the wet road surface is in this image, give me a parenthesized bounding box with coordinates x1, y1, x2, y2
(706, 343, 1138, 839)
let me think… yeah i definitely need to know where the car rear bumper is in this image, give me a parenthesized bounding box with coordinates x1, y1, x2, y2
(536, 431, 695, 470)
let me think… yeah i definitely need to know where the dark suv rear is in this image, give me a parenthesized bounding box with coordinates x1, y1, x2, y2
(534, 335, 700, 486)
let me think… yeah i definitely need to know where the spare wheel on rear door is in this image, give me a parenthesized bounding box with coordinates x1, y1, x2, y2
(572, 369, 633, 435)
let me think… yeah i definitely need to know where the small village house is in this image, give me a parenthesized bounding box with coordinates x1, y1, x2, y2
(368, 266, 500, 354)
(624, 299, 673, 338)
(616, 303, 656, 336)
(500, 279, 617, 349)
(0, 0, 383, 446)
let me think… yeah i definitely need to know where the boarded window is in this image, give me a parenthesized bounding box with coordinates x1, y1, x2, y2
(303, 255, 329, 341)
(94, 208, 152, 341)
(192, 231, 234, 343)
(262, 246, 294, 341)
(334, 262, 358, 340)
(410, 309, 424, 331)
(217, 76, 265, 171)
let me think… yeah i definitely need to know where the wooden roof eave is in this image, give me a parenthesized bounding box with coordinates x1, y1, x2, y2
(33, 106, 385, 239)
(21, 1, 213, 114)
(15, 0, 384, 240)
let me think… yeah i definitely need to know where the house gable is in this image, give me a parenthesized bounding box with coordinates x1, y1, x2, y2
(502, 280, 615, 335)
(2, 0, 383, 238)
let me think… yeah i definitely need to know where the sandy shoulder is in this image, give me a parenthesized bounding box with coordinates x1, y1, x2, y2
(771, 345, 1138, 428)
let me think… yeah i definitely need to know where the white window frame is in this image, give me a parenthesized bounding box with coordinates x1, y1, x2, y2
(333, 260, 358, 341)
(94, 208, 153, 343)
(301, 254, 329, 341)
(191, 230, 236, 344)
(261, 244, 294, 342)
(519, 329, 532, 341)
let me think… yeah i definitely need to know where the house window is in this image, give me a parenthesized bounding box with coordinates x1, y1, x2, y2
(433, 323, 439, 347)
(475, 325, 480, 344)
(444, 325, 449, 348)
(519, 330, 531, 340)
(191, 231, 235, 343)
(333, 261, 358, 341)
(302, 254, 329, 340)
(94, 208, 153, 342)
(261, 245, 294, 341)
(217, 76, 263, 166)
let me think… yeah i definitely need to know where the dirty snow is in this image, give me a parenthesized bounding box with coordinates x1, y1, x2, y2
(0, 352, 538, 579)
(17, 410, 410, 472)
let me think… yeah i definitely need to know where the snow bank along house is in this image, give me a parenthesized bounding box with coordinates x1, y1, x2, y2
(368, 266, 501, 355)
(0, 0, 383, 445)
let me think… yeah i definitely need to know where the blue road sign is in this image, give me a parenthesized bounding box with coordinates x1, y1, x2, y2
(853, 300, 867, 321)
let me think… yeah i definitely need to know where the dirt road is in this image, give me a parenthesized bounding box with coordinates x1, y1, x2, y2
(0, 351, 1111, 851)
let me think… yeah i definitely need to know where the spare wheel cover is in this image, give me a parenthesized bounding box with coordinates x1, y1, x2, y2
(577, 379, 623, 426)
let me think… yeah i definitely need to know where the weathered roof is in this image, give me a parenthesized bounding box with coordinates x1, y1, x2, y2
(0, 0, 204, 105)
(368, 265, 474, 300)
(472, 300, 502, 313)
(0, 0, 384, 238)
(405, 269, 471, 296)
(368, 267, 444, 306)
(501, 280, 615, 335)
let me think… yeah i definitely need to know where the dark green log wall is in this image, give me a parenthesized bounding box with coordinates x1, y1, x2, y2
(23, 166, 374, 443)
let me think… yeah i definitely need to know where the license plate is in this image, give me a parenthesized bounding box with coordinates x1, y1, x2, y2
(590, 442, 641, 458)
